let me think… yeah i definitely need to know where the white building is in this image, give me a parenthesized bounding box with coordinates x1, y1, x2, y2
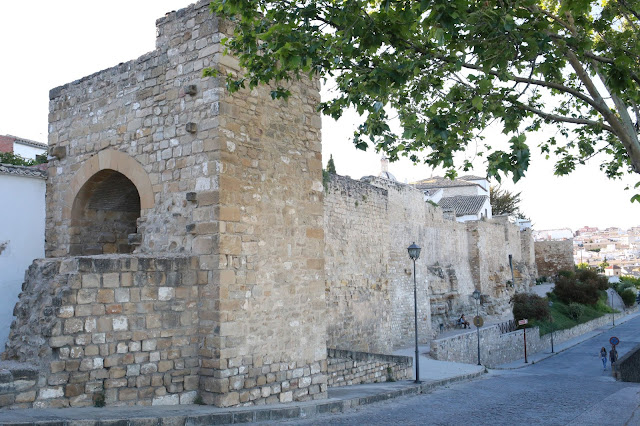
(412, 175, 492, 222)
(0, 135, 48, 160)
(0, 164, 46, 346)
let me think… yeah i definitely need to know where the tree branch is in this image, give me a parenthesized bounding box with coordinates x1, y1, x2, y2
(508, 101, 614, 131)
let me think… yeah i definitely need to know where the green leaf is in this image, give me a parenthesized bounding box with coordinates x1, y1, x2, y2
(471, 96, 483, 111)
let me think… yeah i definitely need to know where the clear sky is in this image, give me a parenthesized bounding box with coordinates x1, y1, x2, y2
(1, 1, 639, 232)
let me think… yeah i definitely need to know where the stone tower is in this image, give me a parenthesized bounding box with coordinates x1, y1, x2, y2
(4, 0, 327, 408)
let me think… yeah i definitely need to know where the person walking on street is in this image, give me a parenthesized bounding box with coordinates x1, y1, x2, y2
(610, 345, 618, 371)
(600, 347, 607, 370)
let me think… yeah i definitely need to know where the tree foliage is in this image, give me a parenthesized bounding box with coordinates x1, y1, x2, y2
(490, 185, 527, 217)
(512, 293, 550, 322)
(0, 152, 46, 167)
(553, 268, 608, 305)
(206, 0, 640, 196)
(326, 154, 337, 174)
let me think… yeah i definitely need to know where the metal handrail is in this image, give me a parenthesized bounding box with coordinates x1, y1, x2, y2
(498, 319, 517, 334)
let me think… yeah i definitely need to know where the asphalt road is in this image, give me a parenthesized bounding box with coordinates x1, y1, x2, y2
(263, 317, 640, 425)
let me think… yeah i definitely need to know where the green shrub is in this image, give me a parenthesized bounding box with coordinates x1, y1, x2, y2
(621, 289, 636, 307)
(614, 280, 636, 294)
(620, 276, 640, 288)
(568, 303, 585, 321)
(553, 269, 608, 305)
(595, 295, 614, 313)
(512, 293, 550, 323)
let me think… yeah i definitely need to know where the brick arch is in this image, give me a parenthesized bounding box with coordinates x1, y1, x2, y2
(63, 150, 154, 220)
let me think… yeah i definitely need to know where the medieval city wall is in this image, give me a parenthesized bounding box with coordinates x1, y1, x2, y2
(324, 175, 536, 353)
(6, 0, 327, 409)
(467, 221, 536, 316)
(535, 239, 574, 278)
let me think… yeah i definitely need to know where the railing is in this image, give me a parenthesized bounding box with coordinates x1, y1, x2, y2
(498, 319, 518, 334)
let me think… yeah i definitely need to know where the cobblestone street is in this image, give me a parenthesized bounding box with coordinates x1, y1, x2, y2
(265, 315, 640, 425)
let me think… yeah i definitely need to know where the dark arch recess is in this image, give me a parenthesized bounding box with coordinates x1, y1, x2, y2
(69, 169, 141, 255)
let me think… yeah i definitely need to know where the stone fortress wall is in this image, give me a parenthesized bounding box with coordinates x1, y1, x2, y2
(535, 239, 575, 278)
(5, 1, 326, 409)
(324, 175, 538, 354)
(1, 0, 542, 411)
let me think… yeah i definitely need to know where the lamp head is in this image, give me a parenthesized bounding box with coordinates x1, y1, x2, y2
(472, 289, 481, 300)
(407, 242, 421, 260)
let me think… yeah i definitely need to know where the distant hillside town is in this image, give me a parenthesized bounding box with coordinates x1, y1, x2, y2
(569, 226, 640, 277)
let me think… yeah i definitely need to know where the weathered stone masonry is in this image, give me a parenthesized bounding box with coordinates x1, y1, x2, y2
(5, 1, 326, 408)
(324, 174, 537, 354)
(2, 0, 540, 410)
(535, 239, 574, 278)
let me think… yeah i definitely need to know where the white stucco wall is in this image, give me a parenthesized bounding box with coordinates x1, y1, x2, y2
(456, 214, 479, 222)
(442, 185, 486, 197)
(13, 142, 46, 160)
(0, 172, 46, 347)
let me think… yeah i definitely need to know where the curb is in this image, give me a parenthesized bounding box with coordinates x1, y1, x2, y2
(2, 370, 486, 426)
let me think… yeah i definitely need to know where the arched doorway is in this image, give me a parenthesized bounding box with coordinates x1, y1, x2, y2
(69, 169, 141, 255)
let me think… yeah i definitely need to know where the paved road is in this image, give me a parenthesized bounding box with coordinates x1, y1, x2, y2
(262, 317, 640, 425)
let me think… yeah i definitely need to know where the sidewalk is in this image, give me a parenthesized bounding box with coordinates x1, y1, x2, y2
(0, 350, 485, 425)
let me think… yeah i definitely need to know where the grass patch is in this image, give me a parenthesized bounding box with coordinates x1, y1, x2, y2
(531, 291, 615, 336)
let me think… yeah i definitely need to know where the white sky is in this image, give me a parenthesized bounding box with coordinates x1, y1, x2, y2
(1, 1, 639, 231)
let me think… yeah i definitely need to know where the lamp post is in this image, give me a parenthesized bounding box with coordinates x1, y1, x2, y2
(473, 289, 481, 366)
(407, 242, 422, 384)
(508, 254, 515, 287)
(548, 301, 554, 353)
(611, 289, 615, 326)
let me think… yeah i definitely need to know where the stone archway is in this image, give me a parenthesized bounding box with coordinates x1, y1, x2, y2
(64, 150, 154, 255)
(70, 170, 140, 255)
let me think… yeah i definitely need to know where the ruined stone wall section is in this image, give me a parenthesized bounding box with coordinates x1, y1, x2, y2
(535, 239, 574, 278)
(375, 177, 438, 348)
(466, 222, 534, 316)
(46, 0, 223, 258)
(324, 176, 537, 350)
(520, 229, 536, 272)
(324, 176, 393, 353)
(3, 255, 203, 408)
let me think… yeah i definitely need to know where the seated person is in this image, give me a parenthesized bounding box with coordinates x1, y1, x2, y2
(459, 314, 470, 329)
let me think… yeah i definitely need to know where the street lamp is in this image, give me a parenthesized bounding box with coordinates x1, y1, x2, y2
(611, 289, 615, 326)
(548, 301, 554, 353)
(472, 289, 481, 365)
(407, 242, 422, 384)
(508, 254, 515, 287)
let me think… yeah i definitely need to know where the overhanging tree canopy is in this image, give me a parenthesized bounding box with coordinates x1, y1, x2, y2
(206, 0, 640, 199)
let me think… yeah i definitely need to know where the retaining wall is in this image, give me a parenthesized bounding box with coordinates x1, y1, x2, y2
(431, 309, 635, 367)
(616, 342, 640, 382)
(326, 349, 412, 387)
